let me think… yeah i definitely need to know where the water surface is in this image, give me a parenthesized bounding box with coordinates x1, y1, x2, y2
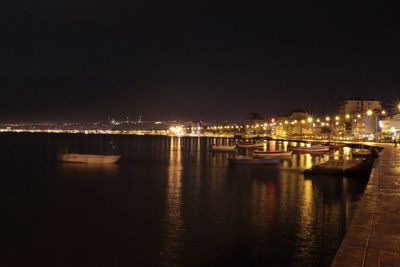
(0, 134, 368, 266)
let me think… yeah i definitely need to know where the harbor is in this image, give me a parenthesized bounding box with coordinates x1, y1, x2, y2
(0, 133, 371, 266)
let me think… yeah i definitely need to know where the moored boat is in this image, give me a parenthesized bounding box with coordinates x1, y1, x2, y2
(228, 156, 281, 165)
(57, 153, 121, 164)
(236, 141, 266, 148)
(253, 150, 293, 157)
(291, 145, 330, 153)
(304, 158, 373, 177)
(211, 145, 237, 152)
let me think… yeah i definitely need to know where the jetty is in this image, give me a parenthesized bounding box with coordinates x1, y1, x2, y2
(331, 144, 400, 266)
(304, 158, 373, 177)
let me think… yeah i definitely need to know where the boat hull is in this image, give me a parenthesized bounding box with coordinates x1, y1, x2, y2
(236, 143, 266, 148)
(211, 145, 236, 152)
(228, 157, 281, 165)
(58, 154, 121, 164)
(253, 151, 293, 157)
(291, 146, 330, 153)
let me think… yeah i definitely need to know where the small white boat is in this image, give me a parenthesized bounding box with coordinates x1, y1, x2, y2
(291, 145, 330, 153)
(352, 148, 371, 157)
(253, 150, 293, 157)
(228, 156, 281, 165)
(57, 153, 121, 164)
(236, 142, 266, 148)
(211, 145, 236, 152)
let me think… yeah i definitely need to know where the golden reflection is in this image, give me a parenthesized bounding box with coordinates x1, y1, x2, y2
(304, 154, 313, 169)
(333, 150, 340, 160)
(162, 137, 184, 264)
(343, 147, 351, 156)
(283, 141, 289, 151)
(343, 147, 352, 160)
(299, 179, 313, 251)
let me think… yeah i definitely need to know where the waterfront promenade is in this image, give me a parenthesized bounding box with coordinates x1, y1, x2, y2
(332, 144, 400, 266)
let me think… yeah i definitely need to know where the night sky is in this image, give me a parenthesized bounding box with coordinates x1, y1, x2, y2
(1, 1, 400, 122)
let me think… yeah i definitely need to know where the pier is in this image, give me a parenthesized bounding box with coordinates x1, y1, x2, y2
(332, 144, 400, 266)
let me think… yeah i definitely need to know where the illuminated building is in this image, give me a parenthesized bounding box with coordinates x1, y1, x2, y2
(338, 98, 382, 136)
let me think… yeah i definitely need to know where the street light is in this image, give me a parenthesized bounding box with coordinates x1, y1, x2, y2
(366, 109, 373, 116)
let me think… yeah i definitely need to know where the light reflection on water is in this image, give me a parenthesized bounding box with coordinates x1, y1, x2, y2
(0, 134, 368, 267)
(156, 137, 367, 266)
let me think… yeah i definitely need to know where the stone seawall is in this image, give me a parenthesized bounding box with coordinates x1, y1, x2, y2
(332, 145, 400, 266)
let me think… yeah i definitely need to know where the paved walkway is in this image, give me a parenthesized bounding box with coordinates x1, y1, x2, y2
(332, 145, 400, 266)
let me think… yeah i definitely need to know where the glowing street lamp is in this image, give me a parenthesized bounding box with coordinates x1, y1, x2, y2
(381, 110, 386, 115)
(307, 117, 313, 123)
(325, 116, 330, 121)
(366, 109, 373, 116)
(345, 114, 350, 119)
(335, 116, 340, 121)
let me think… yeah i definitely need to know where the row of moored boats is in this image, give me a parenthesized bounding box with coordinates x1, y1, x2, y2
(211, 142, 375, 165)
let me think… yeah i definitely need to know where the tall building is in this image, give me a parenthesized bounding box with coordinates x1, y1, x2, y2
(339, 98, 381, 115)
(338, 98, 382, 135)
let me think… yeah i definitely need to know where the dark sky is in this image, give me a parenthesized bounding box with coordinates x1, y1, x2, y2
(1, 1, 400, 122)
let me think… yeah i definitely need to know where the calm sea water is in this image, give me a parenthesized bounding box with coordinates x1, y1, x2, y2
(1, 133, 368, 267)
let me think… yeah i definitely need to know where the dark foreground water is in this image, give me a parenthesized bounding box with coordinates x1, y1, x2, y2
(0, 134, 368, 267)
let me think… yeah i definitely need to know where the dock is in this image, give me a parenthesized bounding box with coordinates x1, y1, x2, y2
(331, 144, 400, 266)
